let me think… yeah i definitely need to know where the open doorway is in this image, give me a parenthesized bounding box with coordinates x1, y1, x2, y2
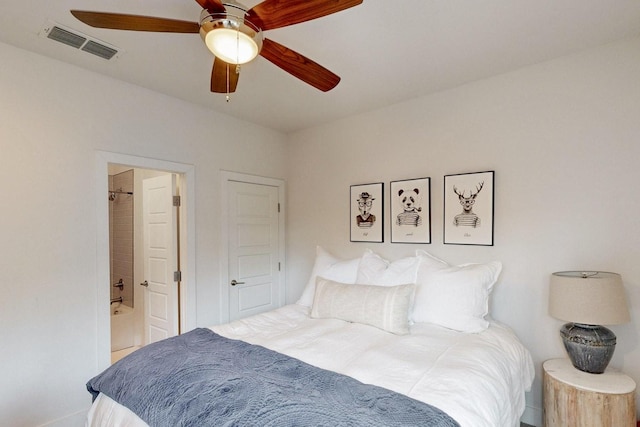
(96, 152, 196, 371)
(108, 166, 181, 363)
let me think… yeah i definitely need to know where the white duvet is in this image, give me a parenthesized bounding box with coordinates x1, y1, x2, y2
(88, 304, 534, 427)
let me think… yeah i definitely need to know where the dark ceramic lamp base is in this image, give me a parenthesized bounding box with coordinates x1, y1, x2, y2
(560, 323, 616, 374)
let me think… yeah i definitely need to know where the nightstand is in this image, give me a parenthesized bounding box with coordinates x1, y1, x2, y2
(543, 358, 636, 427)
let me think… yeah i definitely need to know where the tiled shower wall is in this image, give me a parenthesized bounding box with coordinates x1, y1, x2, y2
(109, 170, 134, 307)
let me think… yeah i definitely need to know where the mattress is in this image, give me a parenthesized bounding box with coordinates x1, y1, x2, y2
(88, 304, 534, 427)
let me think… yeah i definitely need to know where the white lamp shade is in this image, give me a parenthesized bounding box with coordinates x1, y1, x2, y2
(549, 271, 630, 325)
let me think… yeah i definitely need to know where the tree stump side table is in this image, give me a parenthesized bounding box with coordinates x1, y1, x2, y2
(543, 358, 636, 427)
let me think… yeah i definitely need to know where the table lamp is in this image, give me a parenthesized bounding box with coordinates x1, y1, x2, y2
(549, 271, 630, 374)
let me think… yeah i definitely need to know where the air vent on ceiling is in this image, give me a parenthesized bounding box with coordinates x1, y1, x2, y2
(81, 40, 118, 60)
(47, 25, 86, 49)
(40, 21, 121, 60)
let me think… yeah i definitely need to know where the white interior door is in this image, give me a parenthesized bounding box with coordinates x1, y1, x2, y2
(142, 174, 178, 344)
(228, 180, 281, 321)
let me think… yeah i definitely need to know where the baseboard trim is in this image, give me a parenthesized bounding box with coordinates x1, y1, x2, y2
(521, 405, 543, 427)
(37, 408, 88, 427)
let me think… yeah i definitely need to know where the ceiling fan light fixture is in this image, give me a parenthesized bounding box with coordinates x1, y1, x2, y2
(206, 27, 258, 64)
(200, 12, 262, 65)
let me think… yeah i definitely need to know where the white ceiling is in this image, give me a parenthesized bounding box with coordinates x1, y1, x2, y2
(2, 0, 640, 133)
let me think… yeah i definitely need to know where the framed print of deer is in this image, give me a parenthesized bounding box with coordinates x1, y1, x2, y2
(443, 171, 494, 245)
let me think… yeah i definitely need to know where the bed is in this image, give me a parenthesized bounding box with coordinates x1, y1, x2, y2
(87, 248, 535, 427)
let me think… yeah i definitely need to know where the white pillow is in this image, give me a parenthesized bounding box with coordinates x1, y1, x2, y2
(356, 249, 421, 286)
(414, 249, 448, 268)
(413, 250, 502, 333)
(311, 277, 415, 335)
(296, 246, 362, 307)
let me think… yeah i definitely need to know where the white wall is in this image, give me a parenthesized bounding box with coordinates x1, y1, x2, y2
(0, 42, 287, 426)
(3, 32, 640, 426)
(286, 36, 640, 425)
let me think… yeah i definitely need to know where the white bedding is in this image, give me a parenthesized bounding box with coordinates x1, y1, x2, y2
(88, 304, 534, 427)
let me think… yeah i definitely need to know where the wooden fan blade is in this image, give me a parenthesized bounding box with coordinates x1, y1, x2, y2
(247, 0, 362, 30)
(260, 38, 340, 92)
(70, 10, 200, 33)
(211, 58, 239, 93)
(194, 0, 226, 14)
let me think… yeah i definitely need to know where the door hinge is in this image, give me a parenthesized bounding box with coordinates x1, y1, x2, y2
(277, 203, 280, 213)
(278, 262, 281, 271)
(173, 196, 181, 207)
(174, 270, 182, 282)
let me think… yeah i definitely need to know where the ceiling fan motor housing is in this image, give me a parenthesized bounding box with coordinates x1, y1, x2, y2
(199, 4, 263, 64)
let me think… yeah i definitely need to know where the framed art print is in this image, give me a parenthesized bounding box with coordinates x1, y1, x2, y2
(350, 182, 383, 243)
(390, 177, 431, 244)
(443, 171, 494, 246)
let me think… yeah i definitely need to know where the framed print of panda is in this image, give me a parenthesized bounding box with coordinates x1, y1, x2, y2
(443, 171, 494, 246)
(350, 182, 384, 243)
(390, 178, 431, 244)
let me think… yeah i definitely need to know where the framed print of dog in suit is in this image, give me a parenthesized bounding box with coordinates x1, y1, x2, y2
(350, 182, 383, 243)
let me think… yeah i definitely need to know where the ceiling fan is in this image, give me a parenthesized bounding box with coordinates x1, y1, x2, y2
(70, 0, 362, 94)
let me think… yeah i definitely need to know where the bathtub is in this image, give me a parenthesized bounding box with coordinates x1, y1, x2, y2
(110, 303, 135, 352)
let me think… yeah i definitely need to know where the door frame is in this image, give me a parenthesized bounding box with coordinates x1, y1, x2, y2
(96, 151, 196, 370)
(220, 171, 286, 323)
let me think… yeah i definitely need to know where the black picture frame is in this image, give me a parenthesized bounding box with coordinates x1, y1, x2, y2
(443, 171, 495, 246)
(390, 177, 431, 244)
(350, 182, 384, 243)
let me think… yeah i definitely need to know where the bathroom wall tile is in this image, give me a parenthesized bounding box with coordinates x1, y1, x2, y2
(110, 170, 135, 308)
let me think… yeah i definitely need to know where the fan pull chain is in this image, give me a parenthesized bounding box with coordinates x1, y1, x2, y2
(226, 62, 231, 103)
(226, 26, 242, 103)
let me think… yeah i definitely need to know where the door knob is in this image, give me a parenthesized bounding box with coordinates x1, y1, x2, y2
(230, 280, 245, 286)
(139, 280, 149, 287)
